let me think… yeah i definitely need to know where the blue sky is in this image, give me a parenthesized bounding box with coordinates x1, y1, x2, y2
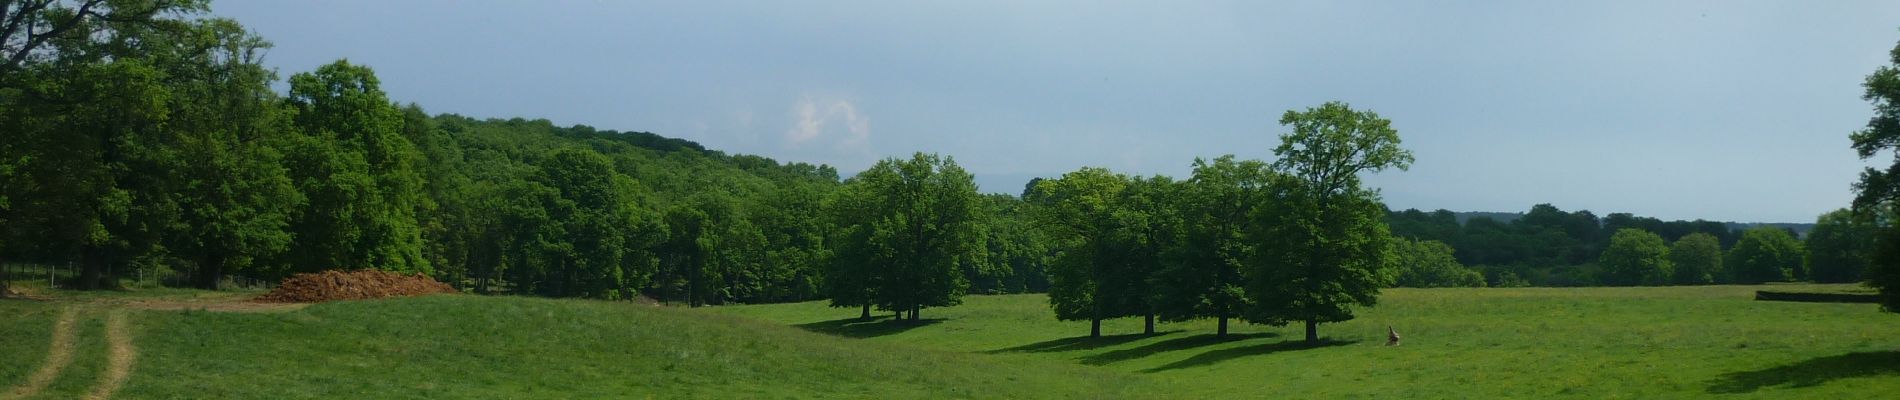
(214, 0, 1900, 223)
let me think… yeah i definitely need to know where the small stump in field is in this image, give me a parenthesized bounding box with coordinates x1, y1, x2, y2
(254, 270, 456, 303)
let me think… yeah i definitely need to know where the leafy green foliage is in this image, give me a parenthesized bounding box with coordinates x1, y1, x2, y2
(1, 3, 859, 300)
(1247, 101, 1410, 343)
(1391, 238, 1485, 288)
(657, 191, 780, 305)
(1804, 209, 1874, 283)
(510, 148, 662, 299)
(968, 194, 1050, 294)
(825, 153, 980, 319)
(1387, 204, 1757, 287)
(1727, 227, 1806, 284)
(160, 20, 302, 289)
(0, 2, 272, 289)
(1668, 233, 1723, 285)
(1035, 168, 1178, 335)
(1844, 35, 1900, 310)
(1151, 156, 1273, 334)
(281, 60, 430, 275)
(1598, 229, 1671, 286)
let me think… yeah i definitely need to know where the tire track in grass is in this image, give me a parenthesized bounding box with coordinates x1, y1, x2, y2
(83, 311, 135, 400)
(2, 307, 77, 400)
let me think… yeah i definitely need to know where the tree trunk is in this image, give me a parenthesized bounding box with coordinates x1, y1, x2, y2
(1144, 313, 1155, 335)
(687, 269, 699, 307)
(196, 253, 225, 290)
(1218, 317, 1229, 337)
(1090, 318, 1101, 338)
(859, 304, 872, 321)
(80, 247, 105, 290)
(1304, 320, 1319, 344)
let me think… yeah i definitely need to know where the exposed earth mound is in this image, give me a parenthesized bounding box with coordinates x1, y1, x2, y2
(255, 270, 456, 303)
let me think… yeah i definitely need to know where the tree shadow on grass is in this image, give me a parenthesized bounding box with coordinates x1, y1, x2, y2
(794, 316, 944, 339)
(1080, 332, 1279, 365)
(1705, 351, 1900, 394)
(984, 332, 1170, 354)
(1140, 339, 1359, 373)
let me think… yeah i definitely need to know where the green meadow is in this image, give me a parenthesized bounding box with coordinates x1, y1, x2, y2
(715, 284, 1900, 398)
(3, 283, 1895, 399)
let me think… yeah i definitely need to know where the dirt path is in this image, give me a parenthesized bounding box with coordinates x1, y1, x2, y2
(3, 307, 77, 400)
(83, 311, 136, 400)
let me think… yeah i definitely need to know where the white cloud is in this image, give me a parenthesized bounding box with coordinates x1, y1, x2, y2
(785, 95, 871, 152)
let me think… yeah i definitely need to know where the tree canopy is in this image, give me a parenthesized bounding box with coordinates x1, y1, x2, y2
(824, 153, 982, 321)
(1035, 167, 1138, 337)
(1727, 227, 1806, 284)
(1598, 229, 1672, 286)
(1151, 156, 1276, 336)
(1391, 238, 1485, 288)
(1669, 233, 1723, 285)
(1805, 208, 1875, 284)
(1247, 101, 1411, 344)
(1851, 35, 1900, 311)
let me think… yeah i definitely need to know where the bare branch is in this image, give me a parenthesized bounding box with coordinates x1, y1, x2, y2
(1, 0, 104, 78)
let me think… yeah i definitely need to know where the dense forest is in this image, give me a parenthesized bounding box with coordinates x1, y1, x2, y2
(0, 1, 1886, 328)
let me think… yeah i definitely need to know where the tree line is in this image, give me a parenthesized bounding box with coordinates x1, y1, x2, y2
(1384, 204, 1872, 288)
(0, 1, 1070, 307)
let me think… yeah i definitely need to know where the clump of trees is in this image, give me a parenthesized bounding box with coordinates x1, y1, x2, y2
(824, 153, 983, 321)
(1036, 102, 1416, 343)
(1033, 168, 1179, 336)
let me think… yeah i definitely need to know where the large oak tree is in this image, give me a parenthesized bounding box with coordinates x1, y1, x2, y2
(1246, 101, 1412, 344)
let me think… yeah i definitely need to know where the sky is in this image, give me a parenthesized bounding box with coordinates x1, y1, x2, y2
(212, 0, 1900, 223)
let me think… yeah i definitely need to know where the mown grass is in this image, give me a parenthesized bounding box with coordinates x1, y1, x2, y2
(3, 283, 1895, 398)
(0, 301, 60, 393)
(713, 284, 1900, 398)
(1, 292, 1155, 399)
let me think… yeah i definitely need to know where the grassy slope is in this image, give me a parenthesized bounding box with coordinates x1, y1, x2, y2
(107, 295, 1149, 399)
(4, 284, 1897, 398)
(713, 285, 1900, 398)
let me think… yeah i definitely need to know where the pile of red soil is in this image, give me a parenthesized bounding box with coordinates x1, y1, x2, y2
(254, 270, 456, 303)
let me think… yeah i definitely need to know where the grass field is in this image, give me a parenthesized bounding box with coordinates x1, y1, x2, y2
(1, 281, 1147, 399)
(714, 285, 1900, 398)
(3, 282, 1896, 398)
